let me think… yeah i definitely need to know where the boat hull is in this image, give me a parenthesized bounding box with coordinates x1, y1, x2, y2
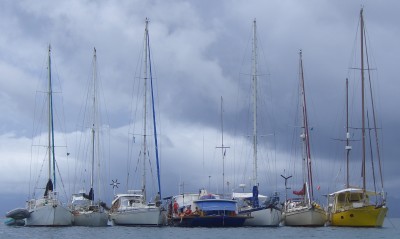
(284, 207, 326, 226)
(25, 204, 72, 226)
(172, 215, 247, 227)
(329, 205, 387, 227)
(110, 208, 165, 226)
(73, 211, 108, 227)
(240, 207, 281, 227)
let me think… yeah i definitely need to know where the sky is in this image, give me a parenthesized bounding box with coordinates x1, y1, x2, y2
(1, 0, 399, 217)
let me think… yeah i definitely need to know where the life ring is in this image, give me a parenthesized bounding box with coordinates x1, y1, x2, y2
(185, 209, 192, 215)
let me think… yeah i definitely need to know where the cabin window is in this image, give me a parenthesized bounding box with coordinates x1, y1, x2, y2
(349, 193, 362, 202)
(121, 199, 129, 206)
(337, 193, 346, 203)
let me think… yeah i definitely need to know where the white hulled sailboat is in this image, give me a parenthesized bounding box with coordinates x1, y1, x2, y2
(282, 50, 326, 226)
(232, 19, 281, 227)
(109, 18, 165, 226)
(70, 48, 108, 226)
(25, 45, 73, 226)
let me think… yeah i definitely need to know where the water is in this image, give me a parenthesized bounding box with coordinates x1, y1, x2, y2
(1, 218, 399, 239)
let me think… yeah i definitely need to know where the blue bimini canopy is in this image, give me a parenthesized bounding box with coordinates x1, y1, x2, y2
(196, 200, 237, 211)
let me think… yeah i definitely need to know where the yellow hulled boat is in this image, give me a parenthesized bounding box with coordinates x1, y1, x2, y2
(328, 188, 387, 227)
(328, 8, 387, 228)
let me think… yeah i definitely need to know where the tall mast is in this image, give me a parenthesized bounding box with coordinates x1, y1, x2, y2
(345, 78, 351, 188)
(90, 47, 97, 202)
(142, 18, 149, 201)
(147, 18, 162, 198)
(252, 19, 258, 187)
(48, 44, 57, 190)
(216, 96, 230, 197)
(299, 50, 313, 202)
(360, 8, 366, 191)
(47, 45, 52, 183)
(221, 96, 225, 196)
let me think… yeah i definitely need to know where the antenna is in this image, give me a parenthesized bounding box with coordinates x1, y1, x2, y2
(110, 179, 120, 196)
(281, 171, 292, 203)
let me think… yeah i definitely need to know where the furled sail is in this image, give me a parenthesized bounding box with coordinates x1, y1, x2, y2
(83, 188, 94, 201)
(44, 179, 53, 197)
(293, 183, 306, 196)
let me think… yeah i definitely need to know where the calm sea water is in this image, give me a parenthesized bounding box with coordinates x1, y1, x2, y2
(1, 218, 399, 239)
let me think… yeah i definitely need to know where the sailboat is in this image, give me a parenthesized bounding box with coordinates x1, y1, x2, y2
(231, 19, 281, 227)
(282, 50, 327, 226)
(327, 8, 388, 227)
(24, 45, 73, 226)
(70, 48, 109, 227)
(109, 18, 165, 226)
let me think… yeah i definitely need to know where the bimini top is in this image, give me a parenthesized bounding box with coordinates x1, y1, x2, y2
(111, 191, 144, 204)
(329, 187, 380, 196)
(232, 192, 267, 199)
(195, 199, 237, 211)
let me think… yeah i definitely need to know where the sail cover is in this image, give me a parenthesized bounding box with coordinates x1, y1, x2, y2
(293, 183, 306, 196)
(83, 188, 94, 201)
(44, 179, 53, 197)
(252, 185, 259, 207)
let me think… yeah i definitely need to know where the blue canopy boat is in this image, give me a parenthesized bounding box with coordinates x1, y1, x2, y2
(171, 190, 249, 227)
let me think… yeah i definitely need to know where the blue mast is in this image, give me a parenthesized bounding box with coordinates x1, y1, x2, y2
(146, 26, 162, 198)
(48, 45, 57, 190)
